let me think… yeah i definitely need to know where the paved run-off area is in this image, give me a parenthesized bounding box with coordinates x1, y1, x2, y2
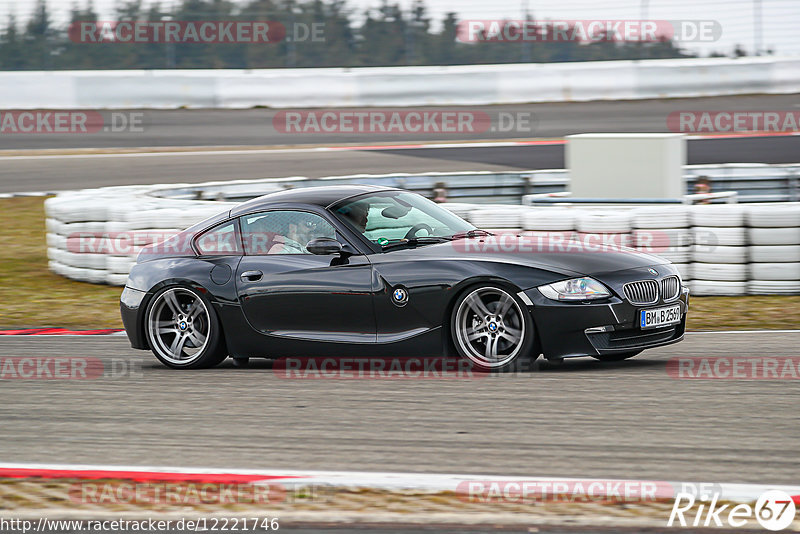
(0, 331, 797, 485)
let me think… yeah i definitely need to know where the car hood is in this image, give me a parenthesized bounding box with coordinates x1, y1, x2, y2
(393, 237, 670, 277)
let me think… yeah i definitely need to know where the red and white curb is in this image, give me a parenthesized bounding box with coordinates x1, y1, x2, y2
(0, 463, 797, 505)
(0, 328, 124, 336)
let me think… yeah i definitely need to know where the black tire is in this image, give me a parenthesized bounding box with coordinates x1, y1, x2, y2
(591, 350, 642, 362)
(144, 285, 228, 369)
(449, 283, 536, 371)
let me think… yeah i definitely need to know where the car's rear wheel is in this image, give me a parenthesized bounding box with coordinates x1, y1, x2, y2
(145, 286, 227, 369)
(592, 350, 642, 362)
(451, 285, 535, 371)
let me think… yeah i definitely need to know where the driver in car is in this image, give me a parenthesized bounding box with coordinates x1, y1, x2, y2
(269, 215, 317, 254)
(340, 203, 370, 234)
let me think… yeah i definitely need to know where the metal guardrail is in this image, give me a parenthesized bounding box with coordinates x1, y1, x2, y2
(524, 191, 740, 206)
(156, 164, 800, 205)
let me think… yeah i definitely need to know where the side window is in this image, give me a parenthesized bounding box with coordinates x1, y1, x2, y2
(240, 211, 336, 256)
(195, 221, 242, 256)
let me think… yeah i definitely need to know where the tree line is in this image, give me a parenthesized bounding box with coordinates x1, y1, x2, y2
(0, 0, 709, 71)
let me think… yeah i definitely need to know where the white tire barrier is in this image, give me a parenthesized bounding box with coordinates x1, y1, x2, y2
(42, 181, 800, 295)
(576, 212, 632, 234)
(45, 189, 236, 286)
(106, 273, 131, 286)
(693, 227, 747, 247)
(692, 245, 748, 264)
(49, 261, 107, 285)
(45, 233, 66, 250)
(520, 230, 576, 241)
(747, 280, 800, 295)
(749, 245, 800, 263)
(469, 209, 523, 229)
(673, 263, 691, 281)
(749, 227, 800, 245)
(690, 280, 748, 296)
(633, 228, 693, 249)
(60, 251, 106, 270)
(106, 256, 138, 274)
(575, 232, 633, 249)
(632, 206, 690, 229)
(522, 208, 576, 231)
(652, 247, 692, 264)
(483, 228, 522, 235)
(45, 219, 64, 234)
(692, 263, 748, 282)
(750, 263, 800, 281)
(57, 221, 107, 236)
(690, 205, 746, 227)
(746, 204, 800, 227)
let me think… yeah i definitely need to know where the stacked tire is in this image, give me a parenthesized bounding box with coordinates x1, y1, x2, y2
(45, 194, 111, 285)
(574, 211, 633, 250)
(469, 206, 527, 233)
(45, 190, 234, 286)
(690, 205, 748, 296)
(631, 206, 692, 282)
(746, 204, 800, 295)
(520, 208, 575, 242)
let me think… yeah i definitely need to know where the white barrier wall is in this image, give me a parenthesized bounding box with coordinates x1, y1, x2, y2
(4, 56, 800, 109)
(43, 178, 800, 296)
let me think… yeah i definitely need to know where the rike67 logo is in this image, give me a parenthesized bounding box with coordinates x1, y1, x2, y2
(668, 489, 797, 530)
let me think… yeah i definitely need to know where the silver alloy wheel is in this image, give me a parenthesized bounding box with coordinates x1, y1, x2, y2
(147, 288, 210, 366)
(454, 287, 526, 368)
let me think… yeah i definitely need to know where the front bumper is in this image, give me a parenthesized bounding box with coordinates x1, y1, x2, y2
(524, 286, 689, 360)
(120, 286, 149, 350)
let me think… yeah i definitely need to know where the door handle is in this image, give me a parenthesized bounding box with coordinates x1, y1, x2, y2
(240, 270, 263, 282)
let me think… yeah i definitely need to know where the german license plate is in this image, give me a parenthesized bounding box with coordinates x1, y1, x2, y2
(640, 305, 682, 330)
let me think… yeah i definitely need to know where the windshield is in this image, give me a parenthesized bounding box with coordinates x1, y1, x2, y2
(331, 190, 475, 247)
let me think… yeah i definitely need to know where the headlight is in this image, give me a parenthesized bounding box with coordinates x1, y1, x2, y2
(538, 277, 611, 301)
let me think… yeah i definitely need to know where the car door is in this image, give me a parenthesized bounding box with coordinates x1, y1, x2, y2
(235, 209, 376, 343)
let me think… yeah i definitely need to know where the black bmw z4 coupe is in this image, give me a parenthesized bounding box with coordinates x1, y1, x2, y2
(121, 185, 688, 370)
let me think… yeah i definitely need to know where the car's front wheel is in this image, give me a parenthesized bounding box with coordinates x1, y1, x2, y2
(450, 284, 535, 371)
(144, 286, 227, 369)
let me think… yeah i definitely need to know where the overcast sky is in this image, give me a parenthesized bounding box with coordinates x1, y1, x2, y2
(1, 0, 798, 56)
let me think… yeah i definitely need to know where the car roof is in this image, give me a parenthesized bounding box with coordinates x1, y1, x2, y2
(230, 184, 398, 216)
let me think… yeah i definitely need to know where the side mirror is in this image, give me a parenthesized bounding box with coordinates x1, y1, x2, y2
(307, 237, 344, 256)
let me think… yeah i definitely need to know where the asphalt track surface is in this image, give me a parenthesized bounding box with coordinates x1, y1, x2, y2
(2, 135, 799, 195)
(1, 95, 799, 193)
(1, 331, 798, 486)
(2, 95, 798, 150)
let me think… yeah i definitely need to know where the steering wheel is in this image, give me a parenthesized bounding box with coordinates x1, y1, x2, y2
(404, 223, 434, 240)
